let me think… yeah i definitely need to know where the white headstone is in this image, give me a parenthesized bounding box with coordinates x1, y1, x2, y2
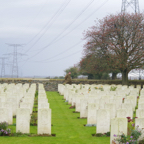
(16, 108, 30, 133)
(139, 99, 144, 104)
(124, 99, 135, 110)
(110, 118, 127, 144)
(75, 95, 84, 112)
(38, 103, 49, 109)
(87, 103, 99, 124)
(135, 118, 144, 130)
(7, 98, 17, 116)
(80, 99, 88, 118)
(20, 103, 32, 114)
(136, 109, 144, 118)
(99, 99, 106, 109)
(3, 102, 13, 124)
(105, 103, 116, 119)
(138, 103, 144, 109)
(38, 108, 51, 135)
(96, 109, 110, 133)
(117, 108, 132, 119)
(0, 108, 8, 123)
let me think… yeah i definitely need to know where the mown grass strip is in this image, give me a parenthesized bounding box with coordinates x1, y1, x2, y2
(1, 92, 110, 144)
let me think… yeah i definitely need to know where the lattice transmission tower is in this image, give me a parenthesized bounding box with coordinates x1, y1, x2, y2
(0, 57, 8, 78)
(5, 44, 26, 78)
(121, 0, 140, 13)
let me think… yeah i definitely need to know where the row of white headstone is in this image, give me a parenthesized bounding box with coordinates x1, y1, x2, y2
(0, 83, 51, 135)
(38, 84, 51, 135)
(0, 83, 30, 125)
(16, 83, 36, 133)
(58, 84, 144, 144)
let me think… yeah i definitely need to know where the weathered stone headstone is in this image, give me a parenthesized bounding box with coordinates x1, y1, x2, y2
(139, 99, 144, 104)
(110, 118, 127, 144)
(20, 103, 32, 114)
(38, 108, 51, 135)
(99, 99, 106, 109)
(117, 108, 132, 119)
(138, 103, 144, 109)
(16, 108, 30, 133)
(127, 96, 137, 107)
(38, 98, 48, 103)
(122, 103, 133, 111)
(136, 109, 144, 118)
(0, 108, 8, 123)
(101, 96, 110, 103)
(105, 103, 116, 119)
(3, 102, 13, 124)
(135, 118, 144, 130)
(96, 109, 110, 133)
(7, 98, 17, 116)
(80, 99, 88, 118)
(112, 99, 122, 109)
(87, 103, 99, 124)
(124, 99, 135, 110)
(75, 95, 84, 112)
(122, 103, 133, 118)
(38, 103, 49, 109)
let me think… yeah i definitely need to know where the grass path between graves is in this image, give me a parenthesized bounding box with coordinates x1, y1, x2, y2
(0, 92, 110, 144)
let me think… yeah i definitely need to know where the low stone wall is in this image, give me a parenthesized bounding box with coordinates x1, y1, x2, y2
(0, 78, 64, 91)
(0, 78, 144, 91)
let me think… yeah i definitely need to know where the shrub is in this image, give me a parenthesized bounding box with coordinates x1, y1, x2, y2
(0, 121, 11, 136)
(105, 132, 110, 137)
(114, 125, 142, 144)
(95, 133, 103, 137)
(0, 121, 8, 130)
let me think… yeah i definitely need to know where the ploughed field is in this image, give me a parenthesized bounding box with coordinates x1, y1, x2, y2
(2, 91, 109, 144)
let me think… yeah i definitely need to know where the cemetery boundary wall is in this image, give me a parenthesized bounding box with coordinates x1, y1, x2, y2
(0, 78, 144, 91)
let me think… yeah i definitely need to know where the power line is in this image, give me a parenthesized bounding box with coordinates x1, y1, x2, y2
(21, 0, 109, 65)
(26, 0, 48, 28)
(52, 0, 109, 44)
(25, 0, 71, 52)
(24, 0, 93, 54)
(34, 40, 83, 62)
(42, 0, 94, 45)
(29, 49, 82, 63)
(32, 0, 109, 53)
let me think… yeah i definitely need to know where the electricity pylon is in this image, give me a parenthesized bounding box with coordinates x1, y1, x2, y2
(0, 57, 8, 78)
(121, 0, 140, 13)
(5, 43, 26, 78)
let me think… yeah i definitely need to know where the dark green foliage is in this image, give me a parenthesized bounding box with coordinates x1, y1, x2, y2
(131, 129, 142, 140)
(105, 132, 110, 137)
(139, 139, 144, 144)
(0, 122, 11, 136)
(0, 121, 8, 130)
(95, 133, 103, 137)
(64, 66, 80, 79)
(11, 131, 30, 137)
(30, 113, 37, 126)
(35, 91, 38, 97)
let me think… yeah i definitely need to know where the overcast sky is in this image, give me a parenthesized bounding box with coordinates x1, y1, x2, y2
(0, 0, 144, 77)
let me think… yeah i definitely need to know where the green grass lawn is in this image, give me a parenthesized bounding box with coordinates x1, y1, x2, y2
(0, 92, 110, 144)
